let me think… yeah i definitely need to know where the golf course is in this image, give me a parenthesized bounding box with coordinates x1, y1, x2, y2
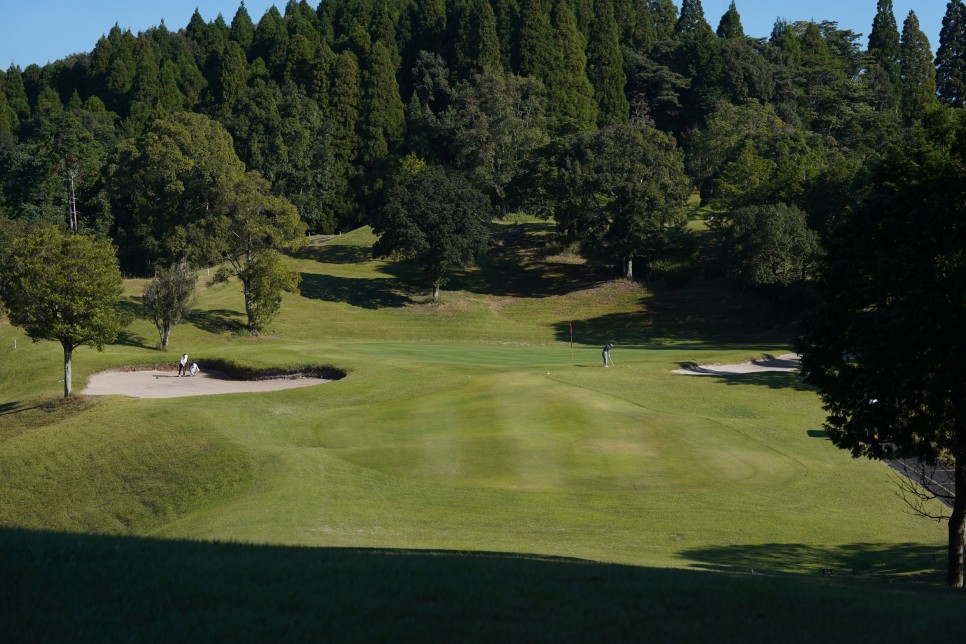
(0, 222, 959, 640)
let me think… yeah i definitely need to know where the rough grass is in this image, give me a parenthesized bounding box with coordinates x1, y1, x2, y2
(0, 225, 955, 639)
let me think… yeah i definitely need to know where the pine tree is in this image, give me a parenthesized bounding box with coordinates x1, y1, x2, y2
(329, 51, 362, 168)
(453, 0, 502, 80)
(716, 1, 744, 39)
(230, 1, 256, 51)
(630, 0, 657, 51)
(652, 0, 678, 42)
(570, 0, 594, 35)
(157, 60, 186, 112)
(490, 0, 520, 70)
(252, 6, 290, 81)
(900, 10, 938, 121)
(770, 18, 801, 65)
(519, 0, 557, 84)
(131, 38, 161, 107)
(674, 0, 710, 35)
(869, 0, 901, 87)
(586, 0, 629, 124)
(360, 41, 405, 165)
(549, 0, 597, 131)
(936, 0, 966, 106)
(3, 65, 29, 121)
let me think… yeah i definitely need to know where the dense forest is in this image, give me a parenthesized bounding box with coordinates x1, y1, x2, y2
(0, 0, 962, 280)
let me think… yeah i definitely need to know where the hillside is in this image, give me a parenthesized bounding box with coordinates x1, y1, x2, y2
(0, 224, 956, 639)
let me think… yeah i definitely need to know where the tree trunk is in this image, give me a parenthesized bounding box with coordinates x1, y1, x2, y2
(624, 256, 633, 279)
(62, 344, 72, 398)
(948, 460, 966, 588)
(161, 324, 171, 348)
(432, 281, 441, 302)
(67, 171, 78, 233)
(243, 280, 258, 336)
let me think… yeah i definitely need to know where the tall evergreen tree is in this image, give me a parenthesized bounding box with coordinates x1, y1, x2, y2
(359, 40, 406, 165)
(252, 6, 290, 80)
(652, 0, 678, 42)
(131, 38, 161, 107)
(900, 10, 938, 121)
(490, 0, 520, 70)
(549, 0, 597, 131)
(716, 1, 744, 39)
(586, 0, 629, 124)
(230, 1, 257, 51)
(936, 0, 966, 106)
(674, 0, 710, 35)
(518, 0, 558, 84)
(869, 0, 901, 88)
(770, 18, 802, 65)
(3, 66, 29, 122)
(630, 0, 657, 51)
(453, 0, 502, 79)
(327, 50, 363, 223)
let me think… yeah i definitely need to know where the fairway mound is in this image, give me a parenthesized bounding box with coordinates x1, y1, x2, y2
(673, 353, 801, 376)
(83, 363, 343, 399)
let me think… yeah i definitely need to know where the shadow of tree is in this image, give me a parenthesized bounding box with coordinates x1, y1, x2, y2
(0, 401, 24, 416)
(669, 367, 814, 392)
(680, 542, 945, 578)
(298, 273, 413, 309)
(113, 299, 151, 349)
(185, 309, 246, 335)
(290, 242, 374, 265)
(556, 282, 803, 348)
(113, 329, 151, 350)
(452, 222, 611, 298)
(3, 528, 960, 642)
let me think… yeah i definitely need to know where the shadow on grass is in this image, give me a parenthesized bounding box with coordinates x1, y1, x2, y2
(112, 300, 151, 349)
(290, 242, 374, 265)
(452, 222, 611, 299)
(0, 402, 23, 416)
(681, 542, 946, 579)
(556, 283, 804, 348)
(299, 273, 413, 309)
(185, 309, 246, 335)
(669, 368, 815, 392)
(2, 528, 961, 642)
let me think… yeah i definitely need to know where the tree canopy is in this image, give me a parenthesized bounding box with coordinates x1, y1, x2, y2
(372, 162, 490, 301)
(0, 227, 124, 397)
(799, 112, 966, 587)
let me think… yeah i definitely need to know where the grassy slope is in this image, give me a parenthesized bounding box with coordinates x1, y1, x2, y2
(0, 222, 957, 638)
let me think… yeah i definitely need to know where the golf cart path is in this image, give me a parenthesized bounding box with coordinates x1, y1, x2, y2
(673, 353, 801, 375)
(83, 369, 332, 399)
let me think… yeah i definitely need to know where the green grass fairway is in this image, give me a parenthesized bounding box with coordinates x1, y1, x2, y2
(0, 224, 956, 639)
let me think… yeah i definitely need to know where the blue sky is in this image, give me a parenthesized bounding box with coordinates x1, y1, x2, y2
(0, 1, 948, 70)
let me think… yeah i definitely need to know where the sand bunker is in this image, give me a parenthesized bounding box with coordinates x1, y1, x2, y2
(673, 353, 801, 376)
(83, 368, 333, 399)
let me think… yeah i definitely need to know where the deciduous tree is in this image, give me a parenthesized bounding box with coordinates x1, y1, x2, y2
(0, 227, 124, 398)
(372, 163, 490, 301)
(799, 115, 966, 588)
(142, 259, 197, 348)
(555, 120, 690, 278)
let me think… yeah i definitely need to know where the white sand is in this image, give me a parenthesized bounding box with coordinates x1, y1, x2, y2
(672, 353, 801, 376)
(83, 369, 331, 398)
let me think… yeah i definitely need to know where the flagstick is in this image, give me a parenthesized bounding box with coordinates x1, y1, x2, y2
(570, 322, 573, 362)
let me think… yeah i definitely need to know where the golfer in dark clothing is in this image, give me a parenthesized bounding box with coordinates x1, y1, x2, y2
(603, 342, 613, 367)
